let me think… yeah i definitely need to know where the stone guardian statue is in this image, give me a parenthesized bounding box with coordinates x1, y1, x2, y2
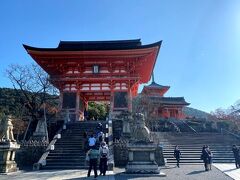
(0, 115, 15, 142)
(131, 113, 151, 143)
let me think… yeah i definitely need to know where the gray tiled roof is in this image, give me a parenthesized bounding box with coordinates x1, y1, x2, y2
(148, 96, 190, 105)
(146, 81, 169, 89)
(23, 39, 162, 51)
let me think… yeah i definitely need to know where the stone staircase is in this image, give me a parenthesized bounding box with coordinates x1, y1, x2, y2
(43, 121, 106, 169)
(152, 132, 239, 165)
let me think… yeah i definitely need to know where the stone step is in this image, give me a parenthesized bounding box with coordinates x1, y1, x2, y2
(163, 153, 234, 157)
(163, 144, 234, 147)
(159, 132, 239, 165)
(165, 159, 235, 162)
(54, 146, 84, 149)
(46, 159, 85, 163)
(46, 159, 85, 162)
(47, 156, 86, 159)
(42, 166, 88, 170)
(66, 127, 106, 129)
(164, 153, 234, 155)
(43, 121, 106, 170)
(49, 150, 84, 153)
(55, 143, 83, 145)
(162, 137, 232, 139)
(162, 143, 236, 146)
(166, 161, 235, 164)
(163, 147, 233, 149)
(163, 141, 237, 143)
(46, 161, 86, 165)
(47, 157, 84, 160)
(48, 153, 83, 157)
(166, 149, 234, 152)
(55, 142, 85, 144)
(163, 137, 237, 140)
(55, 141, 85, 143)
(165, 156, 235, 159)
(53, 148, 84, 151)
(54, 143, 83, 146)
(163, 143, 236, 145)
(60, 136, 85, 138)
(55, 142, 85, 145)
(163, 148, 232, 153)
(55, 142, 84, 144)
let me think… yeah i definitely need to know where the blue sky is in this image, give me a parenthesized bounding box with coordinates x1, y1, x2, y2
(0, 0, 240, 113)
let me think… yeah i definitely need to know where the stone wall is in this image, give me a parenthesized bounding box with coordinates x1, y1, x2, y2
(113, 139, 128, 167)
(15, 141, 47, 169)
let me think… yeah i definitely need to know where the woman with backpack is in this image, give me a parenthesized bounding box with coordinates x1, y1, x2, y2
(99, 141, 109, 176)
(87, 145, 99, 179)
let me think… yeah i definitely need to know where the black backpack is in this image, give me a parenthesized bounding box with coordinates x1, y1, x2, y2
(101, 146, 108, 158)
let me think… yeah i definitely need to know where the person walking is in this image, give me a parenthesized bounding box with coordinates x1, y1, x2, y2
(87, 146, 100, 179)
(99, 141, 109, 176)
(206, 146, 213, 170)
(97, 122, 103, 132)
(201, 145, 210, 171)
(83, 131, 88, 139)
(97, 131, 104, 142)
(232, 145, 240, 168)
(88, 134, 96, 149)
(174, 145, 181, 168)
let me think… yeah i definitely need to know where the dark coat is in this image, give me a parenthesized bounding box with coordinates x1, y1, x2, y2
(232, 147, 239, 158)
(174, 149, 181, 159)
(201, 149, 209, 162)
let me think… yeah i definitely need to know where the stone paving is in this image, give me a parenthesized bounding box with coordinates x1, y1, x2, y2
(115, 165, 232, 180)
(0, 164, 233, 180)
(214, 163, 240, 180)
(0, 170, 115, 180)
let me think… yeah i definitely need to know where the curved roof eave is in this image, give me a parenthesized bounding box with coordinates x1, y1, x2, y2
(23, 40, 162, 52)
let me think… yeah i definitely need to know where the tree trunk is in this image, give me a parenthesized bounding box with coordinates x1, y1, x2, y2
(23, 118, 32, 141)
(43, 103, 49, 143)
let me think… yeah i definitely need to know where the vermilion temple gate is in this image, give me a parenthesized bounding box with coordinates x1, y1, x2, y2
(24, 39, 161, 121)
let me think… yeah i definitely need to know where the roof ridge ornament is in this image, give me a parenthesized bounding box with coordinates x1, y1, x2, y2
(152, 72, 155, 83)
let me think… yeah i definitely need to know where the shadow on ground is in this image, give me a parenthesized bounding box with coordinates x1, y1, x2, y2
(187, 170, 207, 175)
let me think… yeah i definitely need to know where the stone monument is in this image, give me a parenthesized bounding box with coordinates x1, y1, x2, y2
(125, 113, 163, 174)
(0, 115, 20, 173)
(121, 111, 132, 137)
(32, 118, 48, 141)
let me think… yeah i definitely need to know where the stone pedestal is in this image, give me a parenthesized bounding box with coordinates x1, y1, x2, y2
(0, 142, 20, 173)
(126, 142, 160, 174)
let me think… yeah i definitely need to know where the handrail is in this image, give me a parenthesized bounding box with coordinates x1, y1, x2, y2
(33, 127, 63, 170)
(221, 128, 240, 139)
(106, 114, 114, 170)
(169, 120, 181, 133)
(179, 119, 197, 133)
